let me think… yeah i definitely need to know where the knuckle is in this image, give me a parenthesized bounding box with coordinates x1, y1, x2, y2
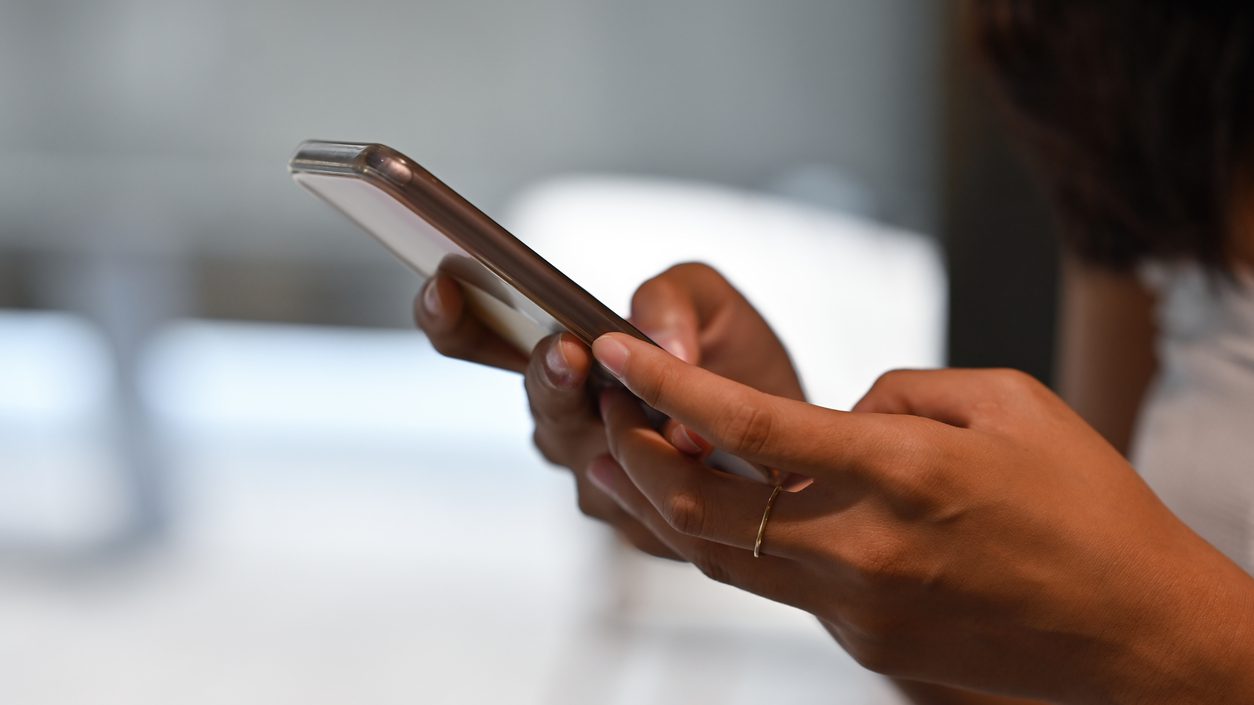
(875, 427, 944, 505)
(847, 535, 913, 586)
(632, 272, 679, 307)
(525, 390, 554, 427)
(993, 368, 1037, 393)
(529, 398, 575, 432)
(874, 368, 910, 388)
(638, 541, 682, 561)
(719, 400, 775, 457)
(847, 639, 903, 677)
(531, 429, 562, 466)
(855, 373, 892, 412)
(632, 262, 726, 314)
(982, 369, 1052, 417)
(841, 607, 908, 675)
(870, 368, 915, 395)
(635, 361, 676, 410)
(428, 333, 486, 366)
(689, 546, 735, 586)
(862, 368, 915, 399)
(670, 261, 720, 281)
(525, 380, 588, 432)
(427, 334, 465, 360)
(876, 442, 969, 526)
(575, 492, 602, 520)
(662, 488, 707, 537)
(620, 526, 672, 559)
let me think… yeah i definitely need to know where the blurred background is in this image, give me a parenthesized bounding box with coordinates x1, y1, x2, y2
(0, 1, 1056, 703)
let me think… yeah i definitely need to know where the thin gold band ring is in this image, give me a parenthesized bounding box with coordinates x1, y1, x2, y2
(753, 484, 784, 558)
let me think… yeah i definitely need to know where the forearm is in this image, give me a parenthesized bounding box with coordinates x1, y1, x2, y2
(1055, 256, 1157, 456)
(1099, 562, 1254, 705)
(894, 577, 1254, 705)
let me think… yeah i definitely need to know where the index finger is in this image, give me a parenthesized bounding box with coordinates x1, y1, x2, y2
(591, 333, 895, 476)
(598, 389, 818, 560)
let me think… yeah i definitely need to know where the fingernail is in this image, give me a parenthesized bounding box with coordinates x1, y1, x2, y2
(670, 424, 707, 455)
(544, 336, 577, 388)
(422, 279, 443, 317)
(592, 335, 630, 379)
(651, 332, 693, 364)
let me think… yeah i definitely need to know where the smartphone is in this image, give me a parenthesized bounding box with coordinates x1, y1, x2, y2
(289, 140, 772, 483)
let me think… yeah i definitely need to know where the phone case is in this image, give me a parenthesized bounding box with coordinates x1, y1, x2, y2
(289, 140, 775, 484)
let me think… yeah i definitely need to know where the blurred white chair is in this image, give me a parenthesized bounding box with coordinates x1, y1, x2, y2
(138, 321, 533, 444)
(0, 311, 128, 552)
(0, 311, 112, 426)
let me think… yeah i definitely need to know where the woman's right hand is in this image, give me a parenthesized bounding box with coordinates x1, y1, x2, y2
(414, 262, 804, 558)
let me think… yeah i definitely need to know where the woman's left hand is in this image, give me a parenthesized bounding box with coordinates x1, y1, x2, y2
(586, 333, 1254, 705)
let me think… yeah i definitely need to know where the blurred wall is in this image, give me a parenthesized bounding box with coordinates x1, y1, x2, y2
(0, 0, 945, 326)
(938, 6, 1059, 384)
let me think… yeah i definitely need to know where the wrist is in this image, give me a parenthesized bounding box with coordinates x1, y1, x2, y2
(1093, 546, 1254, 705)
(1192, 571, 1254, 703)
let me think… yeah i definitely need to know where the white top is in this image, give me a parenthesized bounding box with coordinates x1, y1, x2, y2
(1132, 264, 1254, 573)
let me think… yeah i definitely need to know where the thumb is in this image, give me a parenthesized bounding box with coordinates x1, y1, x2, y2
(853, 368, 1007, 428)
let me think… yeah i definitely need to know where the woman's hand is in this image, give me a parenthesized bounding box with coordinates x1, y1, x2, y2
(414, 263, 803, 558)
(586, 333, 1254, 704)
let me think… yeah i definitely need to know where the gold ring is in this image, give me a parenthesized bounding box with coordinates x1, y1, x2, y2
(753, 484, 784, 558)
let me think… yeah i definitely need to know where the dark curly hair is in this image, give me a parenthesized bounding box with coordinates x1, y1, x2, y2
(967, 1, 1254, 271)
